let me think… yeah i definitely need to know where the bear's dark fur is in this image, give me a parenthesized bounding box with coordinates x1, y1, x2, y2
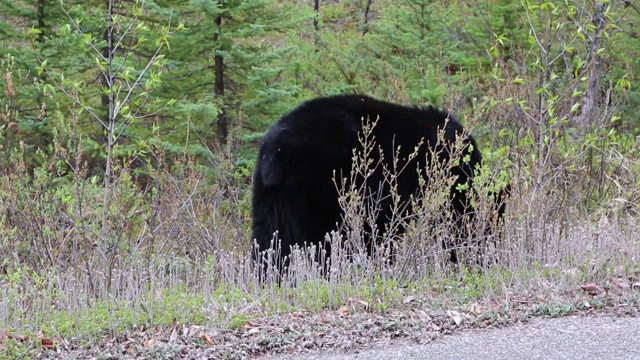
(251, 94, 502, 272)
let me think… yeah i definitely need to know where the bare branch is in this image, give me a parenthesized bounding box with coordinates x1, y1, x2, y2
(40, 67, 106, 128)
(111, 17, 139, 57)
(113, 40, 166, 116)
(58, 0, 108, 64)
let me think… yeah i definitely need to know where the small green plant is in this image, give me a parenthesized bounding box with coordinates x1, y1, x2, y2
(229, 314, 250, 330)
(531, 303, 576, 318)
(0, 337, 39, 360)
(143, 342, 184, 360)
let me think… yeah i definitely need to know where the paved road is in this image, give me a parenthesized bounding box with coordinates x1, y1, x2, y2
(268, 315, 640, 360)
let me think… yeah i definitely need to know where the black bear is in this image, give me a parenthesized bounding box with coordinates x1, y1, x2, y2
(251, 94, 504, 273)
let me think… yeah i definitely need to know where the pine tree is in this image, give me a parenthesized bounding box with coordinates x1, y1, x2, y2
(156, 0, 308, 151)
(0, 0, 68, 167)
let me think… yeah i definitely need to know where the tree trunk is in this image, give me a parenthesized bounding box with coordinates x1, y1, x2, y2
(101, 0, 117, 293)
(214, 15, 228, 144)
(36, 0, 45, 43)
(363, 0, 373, 35)
(575, 2, 606, 130)
(35, 0, 48, 108)
(313, 0, 319, 32)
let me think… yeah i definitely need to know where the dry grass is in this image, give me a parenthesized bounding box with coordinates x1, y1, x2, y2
(1, 115, 639, 358)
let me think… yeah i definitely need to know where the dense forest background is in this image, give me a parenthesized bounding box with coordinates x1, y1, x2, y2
(2, 0, 639, 176)
(1, 0, 640, 353)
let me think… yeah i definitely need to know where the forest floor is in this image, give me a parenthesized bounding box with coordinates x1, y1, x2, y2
(17, 284, 639, 359)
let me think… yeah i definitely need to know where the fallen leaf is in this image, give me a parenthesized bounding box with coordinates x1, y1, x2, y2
(0, 329, 8, 346)
(403, 295, 416, 304)
(169, 327, 179, 343)
(143, 338, 156, 348)
(41, 338, 55, 350)
(465, 303, 483, 315)
(446, 310, 463, 326)
(414, 309, 432, 322)
(187, 325, 204, 337)
(581, 283, 599, 295)
(243, 321, 261, 330)
(199, 333, 214, 346)
(292, 311, 306, 318)
(610, 278, 630, 289)
(337, 306, 350, 317)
